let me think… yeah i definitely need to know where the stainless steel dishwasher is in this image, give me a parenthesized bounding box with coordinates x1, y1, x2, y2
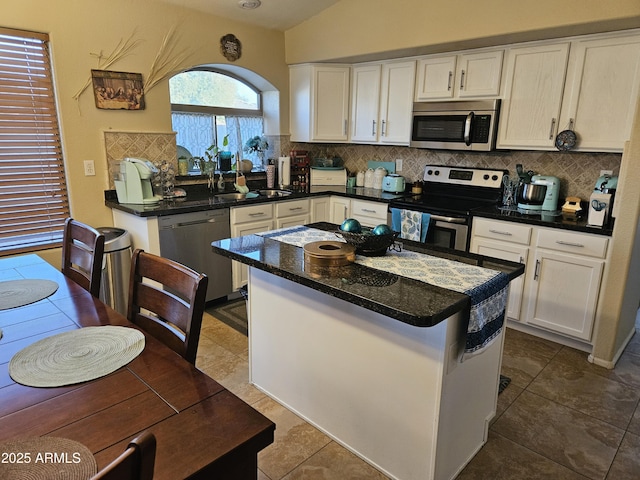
(158, 208, 232, 302)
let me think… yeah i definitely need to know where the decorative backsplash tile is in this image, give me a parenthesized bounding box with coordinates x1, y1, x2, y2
(104, 131, 621, 202)
(104, 131, 177, 188)
(285, 138, 621, 201)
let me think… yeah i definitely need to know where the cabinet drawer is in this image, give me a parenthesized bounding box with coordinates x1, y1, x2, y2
(473, 218, 532, 245)
(275, 199, 310, 218)
(536, 229, 608, 258)
(231, 204, 273, 224)
(351, 200, 388, 220)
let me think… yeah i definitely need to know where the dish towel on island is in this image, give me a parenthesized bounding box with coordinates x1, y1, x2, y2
(390, 208, 430, 242)
(257, 226, 508, 359)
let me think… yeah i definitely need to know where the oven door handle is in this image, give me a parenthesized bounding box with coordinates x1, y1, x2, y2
(464, 112, 474, 146)
(429, 214, 467, 224)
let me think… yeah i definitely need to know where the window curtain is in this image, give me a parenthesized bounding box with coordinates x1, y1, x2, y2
(0, 28, 70, 254)
(227, 116, 264, 168)
(171, 112, 215, 161)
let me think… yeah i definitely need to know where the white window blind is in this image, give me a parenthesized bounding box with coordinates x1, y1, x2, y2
(0, 27, 69, 255)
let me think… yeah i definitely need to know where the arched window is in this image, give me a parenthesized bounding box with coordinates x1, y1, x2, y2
(170, 69, 265, 172)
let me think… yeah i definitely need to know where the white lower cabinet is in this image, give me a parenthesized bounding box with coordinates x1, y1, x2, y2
(329, 196, 351, 224)
(230, 203, 274, 290)
(310, 196, 330, 222)
(275, 198, 311, 229)
(471, 217, 608, 345)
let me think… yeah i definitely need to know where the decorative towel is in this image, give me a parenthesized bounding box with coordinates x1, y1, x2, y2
(390, 208, 430, 242)
(257, 226, 508, 358)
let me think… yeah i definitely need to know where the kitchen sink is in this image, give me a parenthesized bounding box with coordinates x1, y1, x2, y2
(214, 192, 249, 200)
(257, 189, 292, 198)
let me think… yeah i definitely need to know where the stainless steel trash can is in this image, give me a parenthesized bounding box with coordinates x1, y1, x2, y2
(98, 227, 132, 316)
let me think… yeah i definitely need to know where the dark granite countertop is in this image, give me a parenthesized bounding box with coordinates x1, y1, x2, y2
(472, 205, 613, 236)
(211, 222, 525, 328)
(105, 184, 406, 217)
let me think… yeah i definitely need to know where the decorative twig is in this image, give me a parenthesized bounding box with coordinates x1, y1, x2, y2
(72, 31, 142, 103)
(144, 25, 191, 92)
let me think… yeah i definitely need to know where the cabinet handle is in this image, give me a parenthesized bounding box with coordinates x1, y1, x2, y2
(372, 120, 376, 136)
(288, 207, 303, 211)
(519, 256, 524, 264)
(488, 229, 513, 236)
(344, 119, 347, 136)
(460, 70, 465, 89)
(569, 118, 575, 130)
(362, 208, 377, 213)
(249, 212, 265, 217)
(447, 71, 453, 91)
(534, 259, 541, 280)
(381, 120, 386, 137)
(556, 240, 584, 248)
(549, 118, 556, 140)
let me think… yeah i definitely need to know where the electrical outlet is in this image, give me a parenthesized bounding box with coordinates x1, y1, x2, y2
(599, 169, 613, 177)
(395, 159, 403, 172)
(83, 160, 96, 176)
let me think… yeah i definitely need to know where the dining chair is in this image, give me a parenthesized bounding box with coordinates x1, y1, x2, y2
(91, 431, 156, 480)
(61, 218, 106, 297)
(127, 249, 208, 364)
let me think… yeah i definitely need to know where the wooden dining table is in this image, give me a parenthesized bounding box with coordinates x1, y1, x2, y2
(0, 254, 275, 479)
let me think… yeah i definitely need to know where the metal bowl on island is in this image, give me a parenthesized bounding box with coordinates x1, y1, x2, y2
(516, 182, 547, 205)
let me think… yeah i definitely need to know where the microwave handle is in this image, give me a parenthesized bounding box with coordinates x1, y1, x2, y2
(463, 112, 474, 146)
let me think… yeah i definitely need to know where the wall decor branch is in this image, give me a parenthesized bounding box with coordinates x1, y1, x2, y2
(144, 25, 192, 92)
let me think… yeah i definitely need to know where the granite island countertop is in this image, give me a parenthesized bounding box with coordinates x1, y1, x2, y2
(211, 222, 524, 328)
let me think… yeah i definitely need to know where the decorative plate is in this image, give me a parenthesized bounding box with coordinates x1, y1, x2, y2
(555, 129, 577, 151)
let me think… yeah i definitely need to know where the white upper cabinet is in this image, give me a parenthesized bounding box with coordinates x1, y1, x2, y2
(350, 60, 415, 145)
(559, 32, 640, 152)
(497, 42, 570, 150)
(414, 50, 503, 101)
(290, 64, 350, 143)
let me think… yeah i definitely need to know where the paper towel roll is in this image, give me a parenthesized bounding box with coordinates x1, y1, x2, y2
(278, 156, 291, 187)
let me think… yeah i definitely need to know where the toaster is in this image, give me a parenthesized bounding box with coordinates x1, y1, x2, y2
(382, 174, 406, 193)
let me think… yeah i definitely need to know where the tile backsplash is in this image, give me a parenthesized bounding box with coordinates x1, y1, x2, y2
(283, 137, 621, 202)
(104, 131, 621, 202)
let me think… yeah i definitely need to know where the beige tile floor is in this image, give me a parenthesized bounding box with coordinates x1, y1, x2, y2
(196, 308, 640, 479)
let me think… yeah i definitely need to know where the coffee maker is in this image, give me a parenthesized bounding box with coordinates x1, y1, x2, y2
(114, 158, 162, 205)
(525, 175, 561, 212)
(588, 174, 617, 227)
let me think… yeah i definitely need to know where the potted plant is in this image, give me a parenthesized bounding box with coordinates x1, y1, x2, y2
(190, 135, 230, 174)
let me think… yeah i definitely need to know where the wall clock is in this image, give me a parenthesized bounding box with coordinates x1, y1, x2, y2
(555, 129, 577, 151)
(220, 34, 242, 62)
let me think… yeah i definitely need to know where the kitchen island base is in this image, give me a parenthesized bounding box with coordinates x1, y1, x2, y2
(248, 267, 505, 480)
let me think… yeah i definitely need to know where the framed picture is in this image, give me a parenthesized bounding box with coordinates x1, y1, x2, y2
(91, 70, 145, 110)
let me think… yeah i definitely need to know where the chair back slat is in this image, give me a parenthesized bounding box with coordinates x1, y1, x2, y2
(91, 431, 156, 480)
(127, 249, 208, 364)
(61, 218, 105, 297)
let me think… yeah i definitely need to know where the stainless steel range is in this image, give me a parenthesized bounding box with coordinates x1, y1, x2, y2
(389, 165, 506, 251)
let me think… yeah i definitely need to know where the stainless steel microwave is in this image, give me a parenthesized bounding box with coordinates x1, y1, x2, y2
(410, 99, 501, 151)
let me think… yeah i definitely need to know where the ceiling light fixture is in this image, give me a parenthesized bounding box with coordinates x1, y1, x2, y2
(238, 0, 261, 9)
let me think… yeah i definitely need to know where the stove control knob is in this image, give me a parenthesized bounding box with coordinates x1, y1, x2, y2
(483, 174, 490, 180)
(492, 174, 499, 181)
(427, 169, 433, 176)
(434, 170, 440, 176)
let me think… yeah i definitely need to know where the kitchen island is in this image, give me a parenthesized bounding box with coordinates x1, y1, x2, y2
(212, 223, 523, 480)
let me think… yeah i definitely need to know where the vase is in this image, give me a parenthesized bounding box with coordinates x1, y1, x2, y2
(257, 151, 266, 170)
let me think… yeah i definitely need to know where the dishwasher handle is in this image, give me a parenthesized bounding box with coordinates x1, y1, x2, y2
(167, 218, 221, 228)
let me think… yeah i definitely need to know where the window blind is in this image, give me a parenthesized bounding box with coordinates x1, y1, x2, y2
(0, 28, 69, 255)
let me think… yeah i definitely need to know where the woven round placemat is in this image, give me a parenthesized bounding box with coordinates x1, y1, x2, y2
(0, 436, 97, 479)
(9, 326, 145, 388)
(0, 279, 59, 310)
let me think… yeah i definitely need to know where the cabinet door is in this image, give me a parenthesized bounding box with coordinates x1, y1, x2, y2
(415, 55, 457, 100)
(311, 197, 330, 222)
(497, 43, 570, 149)
(277, 214, 311, 229)
(350, 64, 382, 143)
(313, 66, 350, 142)
(525, 249, 603, 340)
(379, 61, 416, 145)
(231, 219, 275, 290)
(560, 33, 640, 152)
(329, 197, 350, 224)
(470, 237, 528, 321)
(456, 50, 504, 98)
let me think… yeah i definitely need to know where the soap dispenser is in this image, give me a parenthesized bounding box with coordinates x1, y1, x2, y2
(217, 174, 225, 192)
